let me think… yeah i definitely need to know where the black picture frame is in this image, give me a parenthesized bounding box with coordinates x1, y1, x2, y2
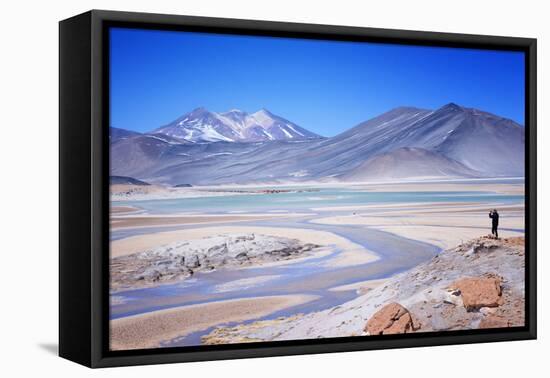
(59, 9, 537, 368)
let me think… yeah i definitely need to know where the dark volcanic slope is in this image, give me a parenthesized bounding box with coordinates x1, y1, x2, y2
(110, 127, 141, 144)
(110, 103, 525, 185)
(110, 176, 151, 186)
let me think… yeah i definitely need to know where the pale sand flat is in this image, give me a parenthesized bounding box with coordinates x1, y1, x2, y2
(110, 294, 319, 350)
(347, 182, 525, 195)
(372, 225, 523, 250)
(213, 275, 283, 293)
(310, 201, 476, 212)
(195, 180, 523, 195)
(111, 183, 164, 194)
(114, 212, 310, 218)
(110, 206, 141, 214)
(312, 204, 524, 250)
(110, 226, 379, 267)
(312, 202, 523, 213)
(110, 212, 310, 230)
(329, 278, 388, 293)
(312, 212, 524, 229)
(370, 206, 525, 216)
(111, 184, 258, 201)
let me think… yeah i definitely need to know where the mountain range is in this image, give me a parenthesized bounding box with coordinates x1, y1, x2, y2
(110, 103, 525, 185)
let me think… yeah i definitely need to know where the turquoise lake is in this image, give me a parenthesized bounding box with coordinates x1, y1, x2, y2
(115, 188, 524, 214)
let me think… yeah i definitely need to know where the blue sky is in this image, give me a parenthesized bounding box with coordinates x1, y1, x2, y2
(110, 27, 525, 137)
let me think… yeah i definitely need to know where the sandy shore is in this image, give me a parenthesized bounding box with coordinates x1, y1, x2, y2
(111, 225, 378, 267)
(110, 294, 318, 350)
(110, 212, 311, 230)
(214, 275, 283, 293)
(110, 205, 142, 215)
(346, 180, 525, 195)
(154, 179, 524, 195)
(111, 184, 261, 201)
(312, 202, 524, 250)
(329, 278, 388, 293)
(312, 201, 523, 213)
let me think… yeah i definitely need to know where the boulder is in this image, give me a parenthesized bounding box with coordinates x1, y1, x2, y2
(450, 275, 503, 311)
(236, 252, 249, 260)
(186, 255, 201, 268)
(365, 303, 418, 335)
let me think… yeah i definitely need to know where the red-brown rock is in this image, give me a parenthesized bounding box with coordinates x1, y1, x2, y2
(479, 314, 511, 329)
(364, 303, 418, 335)
(450, 275, 503, 311)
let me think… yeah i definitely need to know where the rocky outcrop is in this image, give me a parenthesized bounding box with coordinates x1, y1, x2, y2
(449, 274, 503, 311)
(200, 236, 525, 344)
(111, 233, 321, 291)
(364, 303, 419, 335)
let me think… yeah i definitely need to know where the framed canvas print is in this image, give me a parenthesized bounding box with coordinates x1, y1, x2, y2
(59, 10, 537, 368)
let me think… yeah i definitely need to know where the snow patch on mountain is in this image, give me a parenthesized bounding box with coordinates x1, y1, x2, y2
(153, 107, 321, 143)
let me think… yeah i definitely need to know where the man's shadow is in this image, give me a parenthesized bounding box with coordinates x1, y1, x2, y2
(38, 343, 58, 355)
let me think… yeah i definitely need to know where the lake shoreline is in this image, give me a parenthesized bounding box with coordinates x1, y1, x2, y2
(110, 294, 319, 351)
(109, 181, 525, 349)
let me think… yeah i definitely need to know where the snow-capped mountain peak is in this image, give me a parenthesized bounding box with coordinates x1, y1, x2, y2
(223, 109, 248, 115)
(153, 107, 322, 143)
(249, 109, 278, 128)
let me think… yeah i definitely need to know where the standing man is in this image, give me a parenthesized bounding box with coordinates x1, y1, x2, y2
(489, 209, 499, 239)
